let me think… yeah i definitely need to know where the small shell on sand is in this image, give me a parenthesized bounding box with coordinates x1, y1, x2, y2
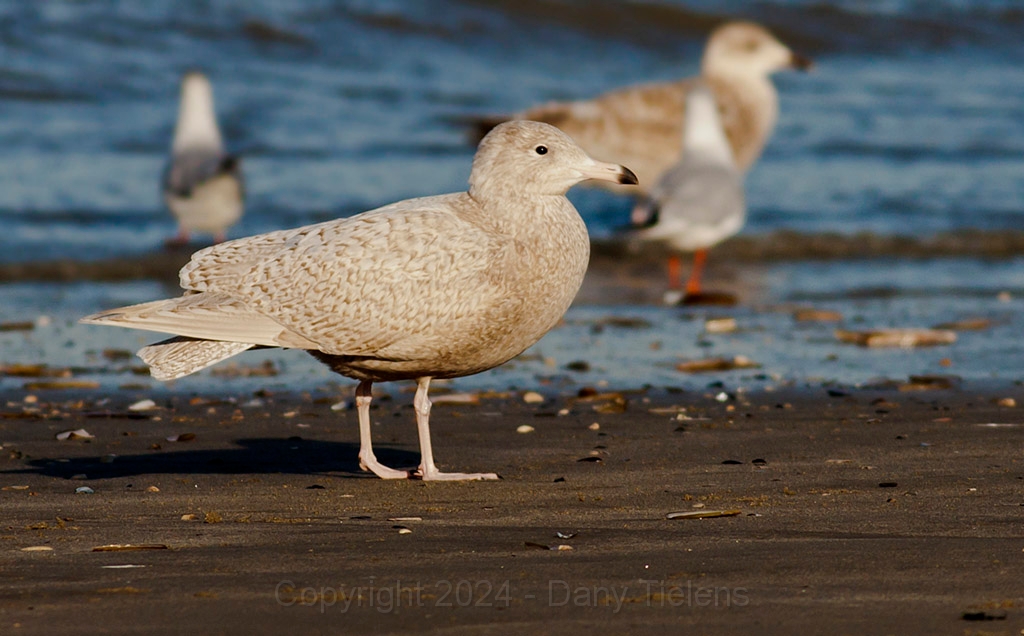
(676, 356, 760, 373)
(431, 393, 480, 405)
(128, 399, 157, 411)
(666, 510, 742, 520)
(56, 428, 94, 441)
(835, 328, 956, 348)
(793, 309, 844, 322)
(704, 317, 737, 334)
(932, 318, 992, 331)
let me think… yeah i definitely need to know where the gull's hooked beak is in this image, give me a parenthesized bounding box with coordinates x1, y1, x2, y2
(580, 160, 639, 186)
(790, 51, 814, 71)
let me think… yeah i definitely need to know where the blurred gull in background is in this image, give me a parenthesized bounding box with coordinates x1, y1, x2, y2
(163, 71, 244, 246)
(472, 21, 811, 195)
(629, 82, 746, 305)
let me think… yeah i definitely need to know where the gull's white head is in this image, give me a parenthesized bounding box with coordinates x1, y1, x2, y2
(702, 22, 813, 79)
(469, 121, 637, 199)
(172, 70, 224, 155)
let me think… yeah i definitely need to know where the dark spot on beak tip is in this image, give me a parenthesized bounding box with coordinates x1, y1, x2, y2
(791, 52, 814, 71)
(619, 166, 639, 186)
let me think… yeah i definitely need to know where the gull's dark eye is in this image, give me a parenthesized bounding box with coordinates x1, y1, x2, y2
(535, 145, 548, 155)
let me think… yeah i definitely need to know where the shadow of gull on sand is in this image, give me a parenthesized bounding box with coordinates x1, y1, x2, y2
(4, 438, 420, 480)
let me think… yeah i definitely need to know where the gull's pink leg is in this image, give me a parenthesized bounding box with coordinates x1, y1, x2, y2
(412, 377, 499, 481)
(355, 380, 411, 479)
(164, 227, 190, 248)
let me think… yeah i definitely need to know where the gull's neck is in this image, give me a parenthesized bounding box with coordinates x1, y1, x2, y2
(172, 78, 224, 155)
(684, 88, 735, 166)
(700, 62, 779, 170)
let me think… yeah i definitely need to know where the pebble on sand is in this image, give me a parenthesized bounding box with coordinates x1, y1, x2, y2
(516, 424, 535, 434)
(522, 391, 545, 404)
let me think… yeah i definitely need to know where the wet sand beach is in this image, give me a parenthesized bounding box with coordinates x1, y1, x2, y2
(1, 383, 1021, 634)
(7, 230, 1024, 284)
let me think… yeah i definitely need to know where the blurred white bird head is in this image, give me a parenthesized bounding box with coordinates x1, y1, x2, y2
(702, 22, 813, 79)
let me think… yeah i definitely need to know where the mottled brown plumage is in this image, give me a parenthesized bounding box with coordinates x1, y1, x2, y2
(473, 22, 811, 194)
(82, 121, 638, 481)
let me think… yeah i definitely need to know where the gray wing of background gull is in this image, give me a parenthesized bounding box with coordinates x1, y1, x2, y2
(631, 160, 745, 251)
(630, 83, 746, 252)
(163, 150, 242, 199)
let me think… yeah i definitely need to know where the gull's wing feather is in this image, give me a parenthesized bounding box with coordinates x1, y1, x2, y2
(181, 194, 504, 359)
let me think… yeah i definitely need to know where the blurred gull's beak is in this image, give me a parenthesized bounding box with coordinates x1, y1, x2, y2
(790, 51, 814, 71)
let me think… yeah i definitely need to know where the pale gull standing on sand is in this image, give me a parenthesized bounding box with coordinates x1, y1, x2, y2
(630, 82, 745, 303)
(163, 71, 244, 246)
(82, 121, 638, 481)
(472, 21, 811, 195)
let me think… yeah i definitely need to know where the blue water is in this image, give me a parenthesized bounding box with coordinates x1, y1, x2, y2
(2, 0, 1024, 261)
(2, 1, 1024, 392)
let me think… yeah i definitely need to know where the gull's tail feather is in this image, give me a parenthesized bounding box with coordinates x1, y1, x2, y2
(80, 295, 308, 348)
(138, 336, 254, 381)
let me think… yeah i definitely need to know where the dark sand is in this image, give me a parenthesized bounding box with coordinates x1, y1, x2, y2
(1, 384, 1022, 634)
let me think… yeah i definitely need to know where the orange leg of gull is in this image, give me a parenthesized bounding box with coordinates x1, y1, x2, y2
(685, 248, 709, 296)
(164, 227, 190, 248)
(667, 254, 684, 290)
(412, 377, 499, 481)
(355, 380, 411, 479)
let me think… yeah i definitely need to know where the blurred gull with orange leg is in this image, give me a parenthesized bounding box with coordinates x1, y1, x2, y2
(629, 82, 746, 305)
